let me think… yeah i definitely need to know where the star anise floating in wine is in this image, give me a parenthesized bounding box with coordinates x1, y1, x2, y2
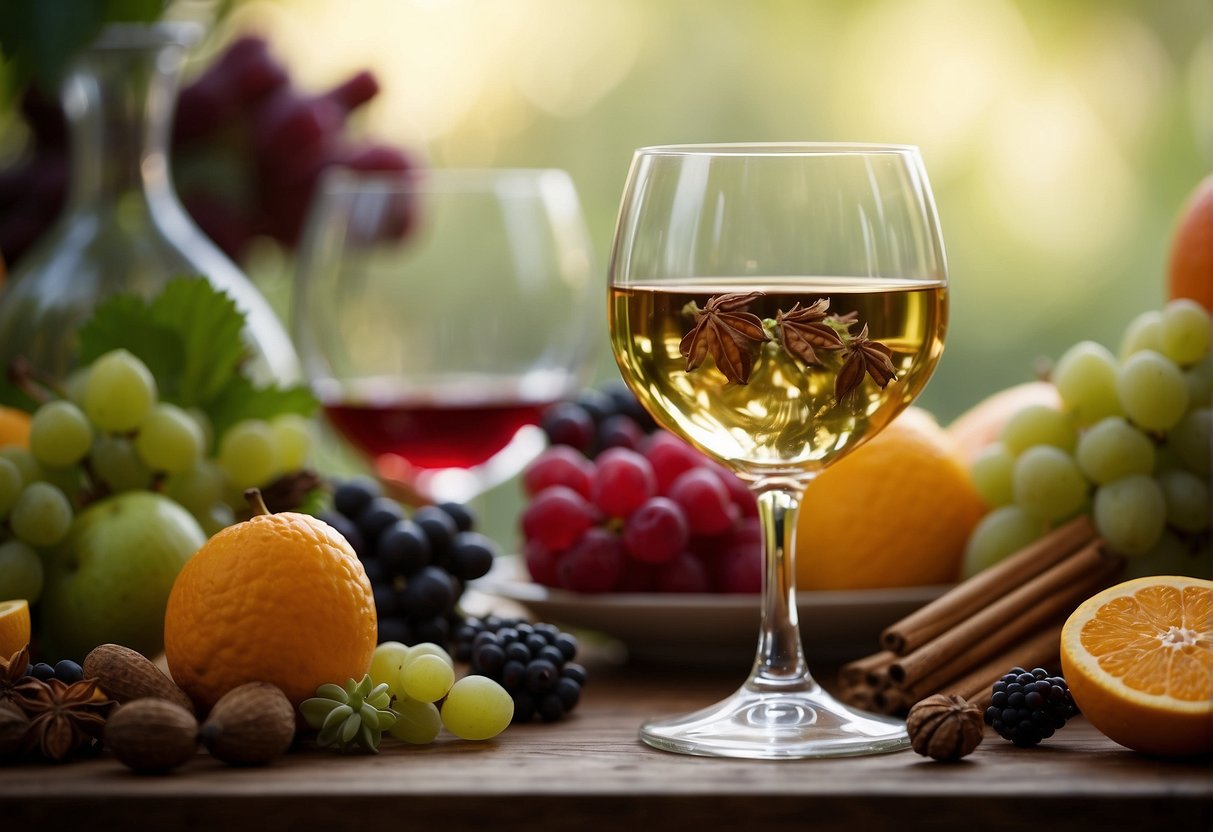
(682, 292, 898, 398)
(679, 292, 770, 385)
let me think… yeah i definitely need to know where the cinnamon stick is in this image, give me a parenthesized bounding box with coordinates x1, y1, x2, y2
(954, 622, 1063, 708)
(880, 515, 1095, 655)
(888, 540, 1118, 689)
(839, 650, 897, 689)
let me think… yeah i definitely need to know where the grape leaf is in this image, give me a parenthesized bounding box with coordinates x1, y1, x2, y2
(76, 277, 316, 433)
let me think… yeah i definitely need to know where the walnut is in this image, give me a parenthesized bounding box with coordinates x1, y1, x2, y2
(906, 693, 984, 761)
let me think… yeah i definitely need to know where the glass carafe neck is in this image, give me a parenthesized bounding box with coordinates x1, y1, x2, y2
(61, 23, 199, 210)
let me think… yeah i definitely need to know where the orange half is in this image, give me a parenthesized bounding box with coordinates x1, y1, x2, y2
(1061, 576, 1212, 757)
(0, 598, 31, 659)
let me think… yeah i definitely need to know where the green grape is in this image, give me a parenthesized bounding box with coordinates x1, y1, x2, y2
(1155, 469, 1210, 534)
(969, 443, 1015, 508)
(38, 464, 84, 496)
(1184, 356, 1213, 405)
(1092, 475, 1166, 557)
(369, 641, 411, 697)
(1119, 309, 1163, 360)
(29, 400, 93, 468)
(9, 481, 73, 548)
(999, 404, 1078, 455)
(1116, 350, 1189, 431)
(186, 407, 213, 453)
(217, 419, 280, 490)
(404, 642, 454, 669)
(1051, 340, 1122, 426)
(84, 349, 158, 432)
(62, 366, 91, 407)
(164, 460, 225, 515)
(388, 696, 443, 745)
(1122, 532, 1205, 580)
(134, 403, 204, 474)
(0, 457, 23, 518)
(399, 653, 455, 704)
(90, 434, 152, 492)
(1012, 445, 1089, 521)
(270, 414, 311, 472)
(0, 539, 44, 603)
(1074, 416, 1156, 485)
(962, 506, 1046, 577)
(1165, 407, 1211, 477)
(440, 675, 514, 741)
(0, 448, 43, 486)
(1159, 298, 1211, 366)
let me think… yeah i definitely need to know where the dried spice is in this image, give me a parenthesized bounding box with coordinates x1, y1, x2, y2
(0, 646, 41, 713)
(17, 677, 113, 762)
(683, 293, 897, 397)
(775, 299, 845, 365)
(906, 693, 985, 762)
(679, 292, 770, 385)
(835, 324, 897, 400)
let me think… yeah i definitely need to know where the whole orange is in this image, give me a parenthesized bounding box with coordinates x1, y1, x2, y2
(796, 408, 985, 590)
(0, 406, 31, 448)
(164, 492, 376, 713)
(1167, 176, 1213, 312)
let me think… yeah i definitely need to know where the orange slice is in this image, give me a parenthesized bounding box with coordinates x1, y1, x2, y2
(0, 598, 31, 659)
(1060, 576, 1212, 757)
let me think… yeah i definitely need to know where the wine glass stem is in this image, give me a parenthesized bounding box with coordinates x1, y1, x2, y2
(749, 479, 816, 693)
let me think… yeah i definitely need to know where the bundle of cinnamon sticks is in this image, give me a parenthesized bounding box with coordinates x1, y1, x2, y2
(839, 515, 1123, 715)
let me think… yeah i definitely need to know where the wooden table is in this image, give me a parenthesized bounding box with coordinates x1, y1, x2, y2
(2, 656, 1209, 832)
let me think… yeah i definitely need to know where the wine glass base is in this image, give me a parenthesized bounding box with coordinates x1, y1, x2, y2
(640, 684, 910, 760)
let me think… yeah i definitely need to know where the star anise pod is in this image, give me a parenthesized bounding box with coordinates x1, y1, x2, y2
(16, 677, 113, 762)
(680, 292, 770, 385)
(0, 645, 41, 713)
(775, 299, 845, 365)
(836, 324, 898, 400)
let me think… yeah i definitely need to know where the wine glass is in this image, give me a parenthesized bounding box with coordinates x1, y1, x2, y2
(608, 143, 948, 759)
(295, 168, 595, 503)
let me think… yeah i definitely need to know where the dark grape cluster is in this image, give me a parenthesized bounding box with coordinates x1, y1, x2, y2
(322, 478, 499, 650)
(984, 666, 1079, 747)
(540, 381, 658, 459)
(24, 658, 84, 684)
(452, 616, 586, 724)
(0, 35, 416, 266)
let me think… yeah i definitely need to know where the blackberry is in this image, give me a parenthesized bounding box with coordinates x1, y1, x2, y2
(452, 616, 586, 724)
(984, 666, 1078, 747)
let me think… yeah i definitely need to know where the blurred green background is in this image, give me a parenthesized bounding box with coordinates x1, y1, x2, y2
(214, 0, 1211, 423)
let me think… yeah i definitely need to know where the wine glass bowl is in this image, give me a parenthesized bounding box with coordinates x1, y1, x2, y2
(608, 143, 948, 758)
(295, 168, 594, 503)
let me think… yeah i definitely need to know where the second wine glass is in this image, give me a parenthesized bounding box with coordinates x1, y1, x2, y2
(295, 168, 595, 503)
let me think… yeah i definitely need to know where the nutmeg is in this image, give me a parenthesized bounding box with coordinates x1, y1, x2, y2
(104, 698, 199, 773)
(83, 644, 194, 713)
(906, 693, 984, 762)
(200, 682, 296, 766)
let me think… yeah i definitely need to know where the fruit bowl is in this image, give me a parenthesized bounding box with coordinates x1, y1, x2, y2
(471, 556, 949, 665)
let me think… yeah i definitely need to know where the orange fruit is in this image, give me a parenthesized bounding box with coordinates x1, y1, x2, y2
(1167, 176, 1213, 312)
(164, 492, 376, 713)
(796, 407, 985, 590)
(0, 598, 31, 659)
(0, 406, 31, 448)
(946, 381, 1062, 464)
(1060, 576, 1212, 757)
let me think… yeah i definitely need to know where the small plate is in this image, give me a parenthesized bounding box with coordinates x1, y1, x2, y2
(471, 557, 949, 665)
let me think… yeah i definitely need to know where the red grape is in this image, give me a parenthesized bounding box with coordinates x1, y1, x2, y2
(667, 468, 738, 535)
(643, 431, 704, 493)
(655, 552, 710, 593)
(523, 537, 560, 587)
(523, 445, 594, 499)
(520, 485, 597, 551)
(591, 447, 657, 519)
(621, 496, 688, 564)
(557, 528, 623, 593)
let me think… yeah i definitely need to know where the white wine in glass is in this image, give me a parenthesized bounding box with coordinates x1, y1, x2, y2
(608, 144, 948, 758)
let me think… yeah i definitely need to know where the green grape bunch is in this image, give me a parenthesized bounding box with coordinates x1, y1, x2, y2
(0, 345, 316, 607)
(964, 298, 1211, 579)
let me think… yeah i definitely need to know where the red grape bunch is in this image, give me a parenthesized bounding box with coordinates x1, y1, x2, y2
(523, 383, 762, 594)
(0, 34, 415, 266)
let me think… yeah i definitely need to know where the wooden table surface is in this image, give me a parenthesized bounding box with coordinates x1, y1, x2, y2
(1, 653, 1209, 832)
